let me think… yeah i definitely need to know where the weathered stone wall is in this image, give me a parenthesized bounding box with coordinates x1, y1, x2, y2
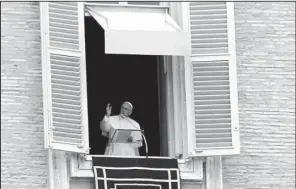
(223, 2, 295, 189)
(1, 2, 48, 189)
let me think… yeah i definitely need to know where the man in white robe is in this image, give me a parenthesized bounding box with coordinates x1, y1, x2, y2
(100, 102, 143, 156)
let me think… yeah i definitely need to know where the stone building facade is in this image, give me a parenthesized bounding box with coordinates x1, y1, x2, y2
(1, 2, 295, 189)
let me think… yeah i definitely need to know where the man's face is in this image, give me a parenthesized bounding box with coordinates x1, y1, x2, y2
(120, 103, 132, 117)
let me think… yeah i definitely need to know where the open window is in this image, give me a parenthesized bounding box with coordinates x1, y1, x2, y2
(84, 16, 161, 156)
(40, 2, 240, 159)
(40, 2, 190, 157)
(83, 3, 189, 157)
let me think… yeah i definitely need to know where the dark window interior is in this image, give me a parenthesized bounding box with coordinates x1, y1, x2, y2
(85, 16, 161, 156)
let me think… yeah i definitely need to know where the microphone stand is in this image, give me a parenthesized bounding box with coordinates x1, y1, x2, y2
(140, 131, 149, 158)
(121, 114, 149, 158)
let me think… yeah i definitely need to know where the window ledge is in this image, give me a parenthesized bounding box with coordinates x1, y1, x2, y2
(181, 172, 202, 182)
(70, 154, 203, 182)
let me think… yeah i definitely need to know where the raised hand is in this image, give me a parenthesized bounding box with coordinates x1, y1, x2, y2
(106, 103, 112, 117)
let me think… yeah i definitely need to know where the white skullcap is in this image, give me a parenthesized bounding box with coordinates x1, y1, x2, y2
(123, 101, 133, 109)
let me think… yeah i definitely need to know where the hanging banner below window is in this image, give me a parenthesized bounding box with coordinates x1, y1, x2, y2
(93, 156, 181, 189)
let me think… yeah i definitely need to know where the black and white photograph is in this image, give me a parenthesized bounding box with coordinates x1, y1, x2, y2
(1, 1, 295, 189)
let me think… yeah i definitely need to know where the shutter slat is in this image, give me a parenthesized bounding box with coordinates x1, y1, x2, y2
(52, 88, 80, 96)
(190, 5, 226, 10)
(196, 127, 231, 132)
(53, 121, 81, 129)
(192, 37, 228, 43)
(51, 74, 80, 82)
(50, 31, 79, 40)
(49, 23, 78, 32)
(192, 43, 228, 48)
(194, 85, 229, 90)
(194, 99, 230, 105)
(53, 117, 81, 125)
(50, 42, 79, 50)
(196, 142, 232, 148)
(193, 66, 228, 72)
(49, 18, 78, 28)
(49, 3, 78, 13)
(51, 54, 79, 61)
(54, 127, 82, 134)
(193, 76, 229, 81)
(50, 2, 77, 7)
(52, 102, 80, 110)
(196, 119, 231, 125)
(51, 64, 80, 72)
(53, 131, 82, 139)
(195, 109, 231, 114)
(53, 112, 81, 121)
(191, 18, 227, 24)
(194, 94, 230, 100)
(50, 36, 79, 45)
(48, 8, 78, 16)
(51, 60, 80, 67)
(196, 133, 232, 138)
(51, 78, 80, 87)
(195, 91, 229, 96)
(194, 85, 229, 91)
(195, 117, 231, 122)
(195, 114, 231, 120)
(193, 71, 229, 77)
(191, 23, 227, 30)
(52, 69, 80, 77)
(197, 137, 231, 143)
(53, 136, 81, 144)
(192, 49, 228, 55)
(52, 83, 81, 92)
(193, 80, 229, 85)
(195, 104, 230, 110)
(52, 94, 80, 102)
(49, 12, 78, 21)
(50, 27, 79, 35)
(195, 122, 231, 127)
(52, 97, 81, 106)
(191, 28, 227, 33)
(190, 13, 227, 19)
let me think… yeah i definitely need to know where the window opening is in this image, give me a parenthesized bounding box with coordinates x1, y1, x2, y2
(85, 16, 162, 157)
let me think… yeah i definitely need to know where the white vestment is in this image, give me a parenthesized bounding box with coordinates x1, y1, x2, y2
(100, 115, 142, 156)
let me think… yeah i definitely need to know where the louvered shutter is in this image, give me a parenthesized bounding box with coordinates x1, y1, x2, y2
(188, 2, 240, 156)
(40, 2, 89, 154)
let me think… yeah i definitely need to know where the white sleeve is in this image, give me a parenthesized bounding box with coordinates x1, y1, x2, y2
(100, 115, 111, 133)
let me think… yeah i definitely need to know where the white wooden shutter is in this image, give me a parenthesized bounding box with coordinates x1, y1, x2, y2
(40, 2, 89, 154)
(188, 2, 240, 156)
